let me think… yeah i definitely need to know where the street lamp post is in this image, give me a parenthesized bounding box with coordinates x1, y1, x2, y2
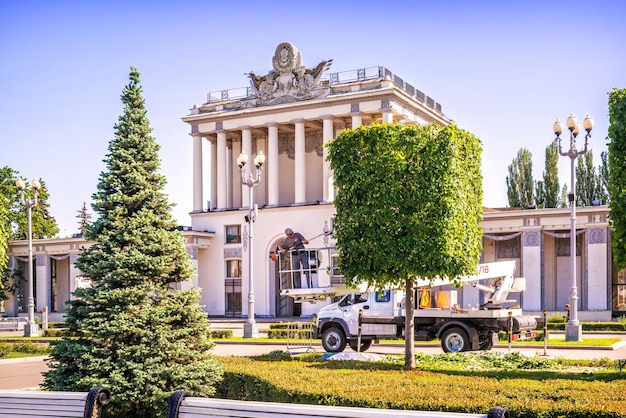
(237, 150, 265, 338)
(16, 178, 41, 337)
(553, 113, 593, 342)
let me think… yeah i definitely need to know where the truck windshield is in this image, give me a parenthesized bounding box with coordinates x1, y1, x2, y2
(339, 294, 368, 307)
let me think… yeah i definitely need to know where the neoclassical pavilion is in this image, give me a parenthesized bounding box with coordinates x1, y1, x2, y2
(4, 42, 621, 322)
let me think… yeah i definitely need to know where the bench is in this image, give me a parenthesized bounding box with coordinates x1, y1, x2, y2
(0, 387, 110, 418)
(167, 391, 508, 418)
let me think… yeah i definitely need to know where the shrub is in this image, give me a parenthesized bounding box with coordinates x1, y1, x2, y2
(547, 313, 567, 323)
(43, 328, 67, 338)
(210, 330, 233, 339)
(0, 343, 10, 358)
(13, 341, 49, 354)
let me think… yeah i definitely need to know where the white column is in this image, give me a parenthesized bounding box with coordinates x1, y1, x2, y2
(35, 255, 48, 313)
(267, 123, 279, 205)
(587, 228, 609, 312)
(241, 126, 252, 208)
(382, 110, 393, 124)
(294, 119, 306, 203)
(322, 116, 334, 202)
(521, 230, 542, 311)
(216, 131, 227, 209)
(192, 133, 203, 212)
(210, 139, 217, 211)
(352, 112, 363, 128)
(68, 254, 81, 300)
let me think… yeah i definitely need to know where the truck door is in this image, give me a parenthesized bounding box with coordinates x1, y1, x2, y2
(361, 290, 398, 337)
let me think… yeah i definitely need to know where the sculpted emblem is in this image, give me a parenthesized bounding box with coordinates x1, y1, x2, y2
(247, 42, 332, 105)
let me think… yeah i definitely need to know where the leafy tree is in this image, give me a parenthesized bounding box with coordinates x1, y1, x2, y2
(0, 191, 8, 302)
(609, 87, 626, 269)
(43, 67, 223, 417)
(506, 148, 535, 208)
(598, 151, 610, 204)
(560, 184, 569, 208)
(76, 201, 92, 235)
(538, 141, 560, 208)
(576, 151, 600, 206)
(327, 123, 483, 368)
(11, 177, 59, 240)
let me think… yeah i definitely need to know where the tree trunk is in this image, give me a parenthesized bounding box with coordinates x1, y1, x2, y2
(404, 276, 415, 368)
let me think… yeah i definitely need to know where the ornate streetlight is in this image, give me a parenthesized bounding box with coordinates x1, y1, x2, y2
(237, 150, 265, 338)
(553, 113, 593, 342)
(16, 178, 41, 337)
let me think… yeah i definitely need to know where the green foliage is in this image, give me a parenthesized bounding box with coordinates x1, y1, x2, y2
(506, 148, 535, 208)
(11, 177, 59, 240)
(327, 123, 483, 287)
(43, 328, 68, 337)
(1, 166, 59, 300)
(217, 354, 626, 417)
(576, 151, 603, 206)
(609, 87, 626, 269)
(0, 341, 50, 357)
(547, 313, 567, 323)
(42, 67, 223, 418)
(536, 141, 560, 208)
(210, 329, 233, 339)
(328, 123, 482, 369)
(599, 151, 610, 204)
(76, 201, 92, 235)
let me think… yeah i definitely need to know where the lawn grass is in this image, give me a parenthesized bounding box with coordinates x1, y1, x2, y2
(216, 351, 626, 418)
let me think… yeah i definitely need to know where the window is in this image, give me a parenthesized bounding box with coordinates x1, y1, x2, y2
(225, 225, 241, 244)
(225, 259, 242, 317)
(375, 290, 391, 303)
(226, 260, 241, 278)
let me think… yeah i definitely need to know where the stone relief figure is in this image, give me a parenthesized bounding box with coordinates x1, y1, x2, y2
(246, 42, 332, 105)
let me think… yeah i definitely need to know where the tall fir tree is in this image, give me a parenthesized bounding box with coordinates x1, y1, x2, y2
(43, 67, 223, 417)
(75, 201, 92, 235)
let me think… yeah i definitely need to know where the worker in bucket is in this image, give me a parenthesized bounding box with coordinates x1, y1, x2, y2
(278, 227, 309, 288)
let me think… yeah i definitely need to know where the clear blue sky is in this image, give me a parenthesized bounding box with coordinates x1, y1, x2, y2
(1, 1, 625, 236)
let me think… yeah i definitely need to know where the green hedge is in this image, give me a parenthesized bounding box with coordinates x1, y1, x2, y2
(546, 322, 626, 331)
(0, 342, 50, 357)
(215, 354, 626, 418)
(210, 330, 233, 339)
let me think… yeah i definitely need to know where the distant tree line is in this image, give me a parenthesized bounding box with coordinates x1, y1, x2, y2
(506, 139, 609, 209)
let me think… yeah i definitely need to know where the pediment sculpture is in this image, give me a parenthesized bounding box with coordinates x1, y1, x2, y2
(247, 42, 332, 105)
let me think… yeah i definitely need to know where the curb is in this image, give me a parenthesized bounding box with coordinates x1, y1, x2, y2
(0, 355, 49, 365)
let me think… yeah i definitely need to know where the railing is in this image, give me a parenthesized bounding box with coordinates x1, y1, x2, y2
(276, 247, 342, 291)
(0, 317, 27, 331)
(204, 66, 443, 112)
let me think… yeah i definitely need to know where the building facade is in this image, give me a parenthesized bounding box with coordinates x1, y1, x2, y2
(4, 42, 622, 322)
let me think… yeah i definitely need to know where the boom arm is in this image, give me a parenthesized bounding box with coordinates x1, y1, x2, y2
(415, 261, 523, 306)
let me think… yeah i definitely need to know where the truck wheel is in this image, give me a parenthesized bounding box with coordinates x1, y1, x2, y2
(441, 327, 470, 353)
(479, 332, 498, 350)
(322, 327, 347, 352)
(349, 338, 372, 352)
(479, 336, 494, 350)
